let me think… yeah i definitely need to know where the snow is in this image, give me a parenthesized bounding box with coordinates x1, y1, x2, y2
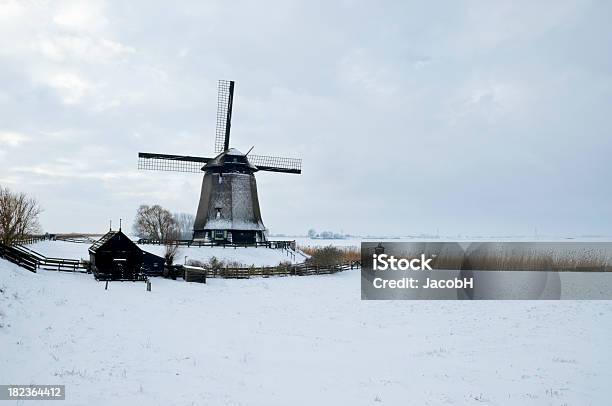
(27, 240, 299, 266)
(25, 241, 94, 261)
(142, 244, 299, 266)
(226, 148, 244, 156)
(1, 259, 611, 405)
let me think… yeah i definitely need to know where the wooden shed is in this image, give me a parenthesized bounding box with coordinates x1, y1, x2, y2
(89, 230, 164, 280)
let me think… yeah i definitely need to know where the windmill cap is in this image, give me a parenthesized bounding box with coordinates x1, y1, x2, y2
(202, 148, 258, 172)
(225, 148, 244, 156)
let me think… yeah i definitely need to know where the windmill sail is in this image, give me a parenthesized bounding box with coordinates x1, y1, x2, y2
(138, 152, 211, 173)
(249, 154, 302, 174)
(139, 152, 301, 174)
(214, 80, 234, 153)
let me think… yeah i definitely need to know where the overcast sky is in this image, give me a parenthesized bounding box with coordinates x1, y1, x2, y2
(0, 0, 611, 236)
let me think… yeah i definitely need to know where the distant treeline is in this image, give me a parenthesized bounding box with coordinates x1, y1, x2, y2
(307, 229, 351, 239)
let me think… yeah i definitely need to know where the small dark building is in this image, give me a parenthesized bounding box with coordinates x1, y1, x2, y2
(89, 230, 164, 280)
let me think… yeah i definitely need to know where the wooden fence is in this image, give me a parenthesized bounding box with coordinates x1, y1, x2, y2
(14, 234, 102, 245)
(14, 234, 49, 245)
(0, 242, 38, 272)
(198, 261, 360, 279)
(11, 244, 88, 273)
(137, 238, 295, 250)
(54, 235, 99, 244)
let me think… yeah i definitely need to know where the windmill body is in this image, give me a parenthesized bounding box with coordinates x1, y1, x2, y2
(193, 148, 266, 243)
(138, 80, 302, 244)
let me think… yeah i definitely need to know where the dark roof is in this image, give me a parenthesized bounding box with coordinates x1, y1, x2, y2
(88, 230, 138, 254)
(89, 231, 117, 253)
(142, 250, 165, 261)
(203, 148, 258, 172)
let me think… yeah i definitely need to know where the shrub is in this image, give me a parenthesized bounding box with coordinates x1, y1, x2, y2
(301, 245, 360, 265)
(164, 242, 180, 265)
(304, 245, 344, 267)
(187, 256, 244, 270)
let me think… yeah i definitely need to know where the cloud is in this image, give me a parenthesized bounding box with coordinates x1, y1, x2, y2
(450, 0, 582, 54)
(11, 164, 143, 182)
(447, 79, 530, 125)
(0, 0, 24, 21)
(52, 0, 108, 32)
(0, 1, 611, 236)
(0, 131, 28, 147)
(337, 48, 398, 97)
(43, 72, 92, 104)
(0, 175, 19, 185)
(37, 35, 134, 62)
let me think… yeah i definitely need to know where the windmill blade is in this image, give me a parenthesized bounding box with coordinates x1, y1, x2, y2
(249, 154, 302, 174)
(138, 152, 211, 173)
(214, 80, 235, 153)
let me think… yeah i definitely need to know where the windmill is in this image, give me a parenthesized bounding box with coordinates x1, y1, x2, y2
(137, 80, 302, 244)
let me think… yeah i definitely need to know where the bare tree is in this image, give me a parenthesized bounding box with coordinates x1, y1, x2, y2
(0, 187, 42, 245)
(173, 212, 195, 240)
(164, 241, 180, 265)
(132, 204, 178, 242)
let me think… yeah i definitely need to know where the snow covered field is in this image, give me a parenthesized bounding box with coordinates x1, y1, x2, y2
(1, 260, 611, 405)
(28, 240, 301, 266)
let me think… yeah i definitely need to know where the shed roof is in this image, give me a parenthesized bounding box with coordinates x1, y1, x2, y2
(88, 230, 139, 254)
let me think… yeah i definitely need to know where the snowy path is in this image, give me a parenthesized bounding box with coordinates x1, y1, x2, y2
(1, 260, 611, 405)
